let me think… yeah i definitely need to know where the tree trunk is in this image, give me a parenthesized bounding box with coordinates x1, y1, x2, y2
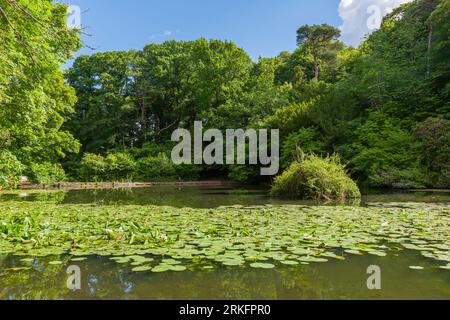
(139, 98, 148, 141)
(312, 47, 319, 80)
(427, 26, 433, 77)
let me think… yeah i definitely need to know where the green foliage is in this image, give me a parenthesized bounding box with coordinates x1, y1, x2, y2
(297, 0, 449, 189)
(281, 128, 327, 168)
(271, 154, 361, 201)
(296, 24, 342, 80)
(66, 39, 253, 154)
(415, 117, 450, 188)
(173, 164, 202, 181)
(0, 151, 24, 189)
(263, 100, 314, 134)
(228, 165, 261, 184)
(0, 128, 12, 149)
(368, 168, 426, 190)
(350, 113, 426, 188)
(128, 142, 174, 159)
(1, 201, 448, 271)
(28, 163, 67, 184)
(78, 153, 108, 182)
(105, 153, 137, 181)
(136, 154, 176, 180)
(206, 57, 292, 130)
(332, 0, 448, 122)
(276, 50, 314, 83)
(0, 0, 82, 165)
(4, 0, 447, 189)
(78, 152, 136, 182)
(77, 151, 202, 182)
(65, 51, 137, 153)
(0, 0, 82, 187)
(128, 142, 201, 180)
(427, 0, 450, 86)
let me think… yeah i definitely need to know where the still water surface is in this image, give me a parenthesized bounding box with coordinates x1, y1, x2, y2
(2, 186, 450, 208)
(1, 187, 449, 300)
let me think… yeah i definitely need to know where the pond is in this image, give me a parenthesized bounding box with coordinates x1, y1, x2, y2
(0, 187, 449, 300)
(1, 186, 450, 208)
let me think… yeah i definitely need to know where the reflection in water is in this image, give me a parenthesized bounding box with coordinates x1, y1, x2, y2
(1, 187, 449, 208)
(1, 251, 449, 300)
(1, 187, 449, 300)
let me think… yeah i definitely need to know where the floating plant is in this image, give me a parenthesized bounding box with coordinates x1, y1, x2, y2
(0, 201, 448, 273)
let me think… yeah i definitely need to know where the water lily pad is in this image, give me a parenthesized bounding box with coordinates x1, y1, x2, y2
(409, 266, 424, 270)
(161, 259, 181, 265)
(71, 251, 90, 256)
(250, 263, 275, 269)
(127, 255, 147, 261)
(132, 266, 152, 272)
(367, 251, 387, 257)
(289, 248, 310, 255)
(0, 200, 449, 274)
(403, 244, 424, 251)
(203, 266, 215, 270)
(111, 257, 130, 264)
(222, 260, 244, 266)
(345, 250, 362, 255)
(169, 265, 187, 272)
(298, 256, 328, 263)
(320, 252, 340, 259)
(280, 260, 299, 265)
(71, 257, 87, 262)
(151, 265, 173, 273)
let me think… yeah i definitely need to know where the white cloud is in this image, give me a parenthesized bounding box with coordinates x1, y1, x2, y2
(338, 0, 414, 47)
(150, 30, 174, 40)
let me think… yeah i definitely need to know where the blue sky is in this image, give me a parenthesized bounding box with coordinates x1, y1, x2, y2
(60, 0, 411, 62)
(61, 0, 342, 61)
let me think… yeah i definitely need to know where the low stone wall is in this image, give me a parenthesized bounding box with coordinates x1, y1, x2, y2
(19, 180, 237, 191)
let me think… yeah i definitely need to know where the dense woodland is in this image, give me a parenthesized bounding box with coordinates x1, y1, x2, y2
(0, 0, 449, 190)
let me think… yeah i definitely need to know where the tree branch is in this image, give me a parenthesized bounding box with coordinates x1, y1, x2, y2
(0, 4, 37, 64)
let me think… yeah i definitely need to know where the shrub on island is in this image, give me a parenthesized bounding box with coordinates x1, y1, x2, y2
(271, 153, 361, 202)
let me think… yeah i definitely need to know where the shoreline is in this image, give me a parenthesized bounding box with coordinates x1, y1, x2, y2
(17, 180, 238, 191)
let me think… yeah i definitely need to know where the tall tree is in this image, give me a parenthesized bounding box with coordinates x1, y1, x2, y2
(65, 51, 137, 153)
(133, 39, 252, 141)
(0, 0, 82, 165)
(296, 24, 341, 80)
(67, 39, 253, 152)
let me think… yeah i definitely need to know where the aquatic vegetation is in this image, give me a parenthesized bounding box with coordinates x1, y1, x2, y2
(271, 154, 361, 201)
(409, 266, 425, 270)
(0, 201, 449, 273)
(250, 263, 275, 269)
(132, 266, 152, 272)
(70, 257, 87, 262)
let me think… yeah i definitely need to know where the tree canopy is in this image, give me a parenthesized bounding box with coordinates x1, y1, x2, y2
(296, 24, 342, 80)
(0, 0, 82, 185)
(1, 0, 448, 188)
